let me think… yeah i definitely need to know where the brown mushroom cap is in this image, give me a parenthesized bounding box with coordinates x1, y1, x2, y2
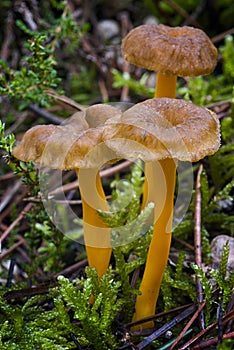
(13, 104, 121, 169)
(121, 24, 218, 76)
(103, 98, 220, 162)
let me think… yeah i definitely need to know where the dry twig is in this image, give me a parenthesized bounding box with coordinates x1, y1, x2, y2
(177, 308, 234, 349)
(170, 301, 206, 350)
(135, 304, 198, 349)
(194, 164, 205, 330)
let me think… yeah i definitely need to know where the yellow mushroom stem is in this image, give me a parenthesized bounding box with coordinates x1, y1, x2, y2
(155, 71, 177, 98)
(77, 168, 112, 279)
(133, 159, 177, 328)
(133, 72, 177, 328)
(141, 71, 177, 208)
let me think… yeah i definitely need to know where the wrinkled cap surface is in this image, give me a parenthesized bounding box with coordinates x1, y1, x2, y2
(103, 98, 220, 162)
(122, 24, 218, 76)
(13, 104, 121, 169)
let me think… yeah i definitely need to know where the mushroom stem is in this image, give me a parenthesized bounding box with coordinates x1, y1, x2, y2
(141, 71, 177, 209)
(134, 73, 177, 328)
(133, 158, 177, 328)
(155, 72, 177, 98)
(77, 168, 112, 279)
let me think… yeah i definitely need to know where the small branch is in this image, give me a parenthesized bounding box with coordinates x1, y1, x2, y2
(98, 79, 109, 102)
(119, 11, 132, 102)
(163, 0, 202, 28)
(53, 259, 88, 279)
(6, 258, 16, 288)
(191, 331, 234, 349)
(4, 111, 28, 134)
(173, 237, 194, 251)
(27, 105, 64, 124)
(0, 186, 29, 223)
(225, 290, 234, 332)
(194, 164, 205, 330)
(135, 304, 197, 349)
(0, 236, 26, 260)
(217, 291, 224, 344)
(45, 90, 87, 111)
(183, 0, 206, 25)
(0, 203, 33, 250)
(177, 308, 234, 350)
(0, 180, 22, 213)
(49, 160, 133, 196)
(170, 301, 206, 350)
(125, 303, 193, 329)
(3, 283, 55, 301)
(0, 172, 17, 181)
(0, 10, 14, 61)
(212, 28, 234, 43)
(194, 165, 203, 269)
(14, 0, 38, 31)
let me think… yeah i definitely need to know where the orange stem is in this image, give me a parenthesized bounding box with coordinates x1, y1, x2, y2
(133, 72, 177, 328)
(133, 159, 177, 328)
(142, 72, 177, 208)
(155, 71, 177, 98)
(77, 168, 112, 279)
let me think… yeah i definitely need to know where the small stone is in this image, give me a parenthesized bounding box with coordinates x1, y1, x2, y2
(211, 235, 234, 273)
(97, 20, 120, 41)
(143, 16, 159, 25)
(165, 330, 173, 339)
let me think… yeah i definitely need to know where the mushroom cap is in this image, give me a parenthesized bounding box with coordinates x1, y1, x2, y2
(103, 98, 220, 162)
(121, 24, 218, 76)
(13, 104, 121, 169)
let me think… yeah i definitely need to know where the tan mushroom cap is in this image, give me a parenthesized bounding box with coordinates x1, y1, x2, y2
(122, 24, 218, 76)
(103, 98, 220, 162)
(13, 104, 121, 169)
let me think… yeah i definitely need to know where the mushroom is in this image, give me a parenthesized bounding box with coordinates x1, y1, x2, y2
(121, 24, 218, 327)
(122, 23, 218, 206)
(121, 23, 218, 98)
(103, 97, 220, 327)
(13, 104, 122, 279)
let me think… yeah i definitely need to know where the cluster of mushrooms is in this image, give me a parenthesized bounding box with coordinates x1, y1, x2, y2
(13, 24, 220, 328)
